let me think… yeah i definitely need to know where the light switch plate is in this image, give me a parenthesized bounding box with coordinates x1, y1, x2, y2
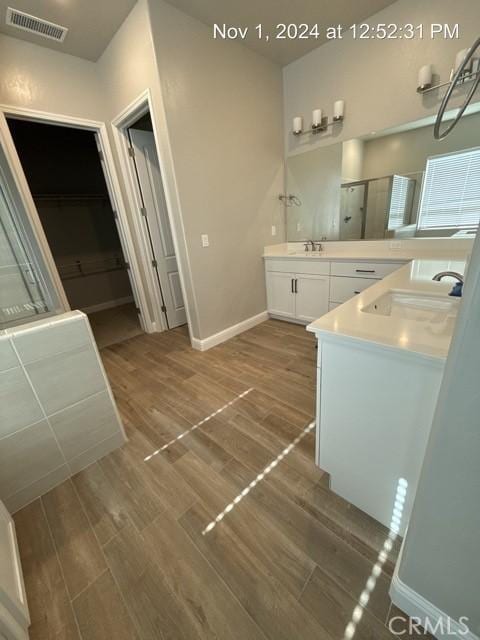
(271, 225, 276, 236)
(201, 234, 209, 247)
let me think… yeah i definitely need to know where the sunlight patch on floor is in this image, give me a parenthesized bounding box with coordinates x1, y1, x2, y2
(202, 421, 315, 535)
(143, 388, 254, 461)
(343, 478, 409, 640)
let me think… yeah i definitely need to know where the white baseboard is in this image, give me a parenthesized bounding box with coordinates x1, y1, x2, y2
(146, 320, 158, 334)
(191, 311, 268, 351)
(390, 572, 478, 640)
(268, 313, 308, 326)
(81, 296, 134, 314)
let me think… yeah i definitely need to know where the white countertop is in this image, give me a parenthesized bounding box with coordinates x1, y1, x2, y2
(2, 310, 82, 336)
(306, 259, 465, 361)
(263, 240, 472, 263)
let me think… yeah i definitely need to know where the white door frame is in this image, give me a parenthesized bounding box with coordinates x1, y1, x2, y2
(128, 127, 187, 329)
(0, 103, 153, 332)
(111, 90, 193, 337)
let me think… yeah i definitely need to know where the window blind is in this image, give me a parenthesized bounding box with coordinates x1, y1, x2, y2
(417, 147, 480, 230)
(388, 175, 410, 230)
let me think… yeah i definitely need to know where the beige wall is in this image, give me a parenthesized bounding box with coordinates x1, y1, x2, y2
(95, 0, 178, 330)
(147, 0, 284, 339)
(286, 144, 342, 241)
(342, 138, 364, 182)
(0, 2, 186, 332)
(0, 0, 285, 341)
(97, 2, 158, 120)
(284, 0, 480, 156)
(0, 34, 102, 120)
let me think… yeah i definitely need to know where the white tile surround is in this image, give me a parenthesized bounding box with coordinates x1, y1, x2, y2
(0, 311, 126, 513)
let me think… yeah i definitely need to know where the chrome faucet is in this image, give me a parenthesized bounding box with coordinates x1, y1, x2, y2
(432, 271, 464, 284)
(303, 240, 324, 252)
(304, 240, 316, 251)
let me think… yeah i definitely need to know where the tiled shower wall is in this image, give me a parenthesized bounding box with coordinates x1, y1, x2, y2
(0, 310, 126, 513)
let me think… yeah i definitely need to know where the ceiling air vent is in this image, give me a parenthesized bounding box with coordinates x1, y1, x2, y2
(6, 7, 68, 42)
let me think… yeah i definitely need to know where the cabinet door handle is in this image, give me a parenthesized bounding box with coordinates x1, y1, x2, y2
(354, 290, 361, 294)
(294, 279, 298, 293)
(291, 278, 294, 293)
(355, 269, 375, 273)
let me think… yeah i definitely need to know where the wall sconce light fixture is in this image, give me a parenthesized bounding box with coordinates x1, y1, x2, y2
(333, 100, 345, 121)
(292, 100, 345, 137)
(417, 49, 480, 95)
(455, 49, 472, 79)
(293, 116, 303, 134)
(417, 64, 433, 92)
(312, 109, 325, 131)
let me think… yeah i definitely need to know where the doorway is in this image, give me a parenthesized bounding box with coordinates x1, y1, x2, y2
(127, 111, 187, 329)
(7, 117, 143, 348)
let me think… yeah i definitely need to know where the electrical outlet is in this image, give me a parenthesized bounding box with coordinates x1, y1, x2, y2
(201, 234, 209, 247)
(296, 222, 302, 232)
(271, 225, 277, 236)
(390, 240, 401, 249)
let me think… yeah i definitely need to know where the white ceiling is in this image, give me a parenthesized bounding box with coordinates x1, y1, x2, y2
(164, 0, 399, 65)
(0, 0, 137, 61)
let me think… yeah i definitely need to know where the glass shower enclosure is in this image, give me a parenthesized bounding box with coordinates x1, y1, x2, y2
(340, 173, 419, 240)
(0, 145, 60, 329)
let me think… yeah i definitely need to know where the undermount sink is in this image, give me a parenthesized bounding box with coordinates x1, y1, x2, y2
(362, 290, 460, 322)
(453, 229, 477, 238)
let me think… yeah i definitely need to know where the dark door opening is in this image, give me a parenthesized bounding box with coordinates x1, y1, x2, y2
(7, 118, 143, 348)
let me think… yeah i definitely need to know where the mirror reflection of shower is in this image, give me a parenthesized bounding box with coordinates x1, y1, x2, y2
(340, 173, 420, 241)
(339, 182, 366, 241)
(278, 193, 302, 207)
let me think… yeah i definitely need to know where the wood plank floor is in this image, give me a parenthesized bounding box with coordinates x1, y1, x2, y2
(14, 319, 422, 640)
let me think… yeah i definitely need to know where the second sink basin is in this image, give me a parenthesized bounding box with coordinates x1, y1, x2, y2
(362, 290, 460, 322)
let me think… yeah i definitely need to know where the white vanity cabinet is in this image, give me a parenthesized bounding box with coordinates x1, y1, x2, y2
(329, 261, 405, 305)
(0, 501, 29, 640)
(265, 257, 406, 323)
(265, 259, 330, 323)
(295, 274, 330, 322)
(329, 276, 378, 304)
(306, 257, 460, 534)
(265, 271, 296, 319)
(316, 335, 444, 535)
(330, 261, 403, 279)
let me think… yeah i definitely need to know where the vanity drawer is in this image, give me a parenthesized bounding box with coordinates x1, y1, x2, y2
(330, 261, 404, 279)
(265, 259, 330, 276)
(330, 276, 378, 303)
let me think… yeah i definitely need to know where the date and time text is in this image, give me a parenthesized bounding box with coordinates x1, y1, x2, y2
(213, 23, 460, 42)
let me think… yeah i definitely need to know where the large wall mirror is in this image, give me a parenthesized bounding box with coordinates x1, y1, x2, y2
(286, 110, 480, 242)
